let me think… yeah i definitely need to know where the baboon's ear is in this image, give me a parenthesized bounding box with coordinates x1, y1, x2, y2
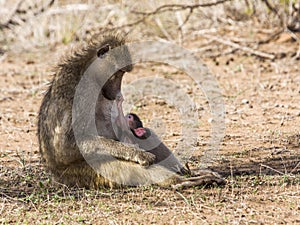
(97, 44, 110, 58)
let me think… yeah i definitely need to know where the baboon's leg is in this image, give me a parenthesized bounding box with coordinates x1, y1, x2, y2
(52, 161, 101, 188)
(54, 158, 225, 189)
(171, 170, 226, 189)
(87, 155, 180, 187)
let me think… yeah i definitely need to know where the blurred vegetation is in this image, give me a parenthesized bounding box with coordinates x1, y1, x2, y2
(0, 0, 299, 51)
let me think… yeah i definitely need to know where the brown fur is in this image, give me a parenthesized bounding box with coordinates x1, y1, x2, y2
(38, 33, 225, 189)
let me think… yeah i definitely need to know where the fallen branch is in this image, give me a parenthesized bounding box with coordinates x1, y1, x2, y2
(201, 34, 275, 60)
(260, 164, 285, 176)
(258, 29, 284, 44)
(131, 0, 232, 15)
(290, 161, 300, 174)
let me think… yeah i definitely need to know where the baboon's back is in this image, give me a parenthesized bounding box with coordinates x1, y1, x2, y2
(37, 34, 126, 177)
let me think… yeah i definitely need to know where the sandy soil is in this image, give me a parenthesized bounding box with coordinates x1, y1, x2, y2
(0, 27, 299, 224)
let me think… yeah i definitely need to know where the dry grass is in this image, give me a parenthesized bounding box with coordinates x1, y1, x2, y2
(1, 164, 299, 224)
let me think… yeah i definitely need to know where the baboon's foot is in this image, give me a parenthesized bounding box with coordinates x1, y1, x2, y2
(172, 169, 226, 189)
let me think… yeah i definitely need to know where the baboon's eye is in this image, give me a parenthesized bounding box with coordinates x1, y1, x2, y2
(97, 44, 110, 58)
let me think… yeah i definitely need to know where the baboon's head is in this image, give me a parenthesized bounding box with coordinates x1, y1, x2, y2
(96, 36, 133, 100)
(126, 113, 143, 130)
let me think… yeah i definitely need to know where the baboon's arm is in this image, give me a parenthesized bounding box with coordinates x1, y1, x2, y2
(78, 136, 155, 166)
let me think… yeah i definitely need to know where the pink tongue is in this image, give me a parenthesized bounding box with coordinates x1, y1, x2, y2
(134, 128, 146, 137)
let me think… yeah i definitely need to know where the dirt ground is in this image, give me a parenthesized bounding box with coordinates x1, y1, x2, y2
(0, 22, 300, 224)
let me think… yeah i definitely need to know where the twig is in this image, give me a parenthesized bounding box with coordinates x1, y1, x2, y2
(295, 44, 300, 59)
(258, 29, 284, 44)
(131, 0, 232, 15)
(178, 8, 193, 30)
(290, 161, 300, 174)
(201, 34, 275, 60)
(261, 0, 278, 15)
(260, 164, 285, 175)
(175, 11, 184, 44)
(176, 191, 191, 205)
(286, 29, 300, 59)
(261, 0, 284, 26)
(154, 17, 173, 41)
(99, 1, 232, 36)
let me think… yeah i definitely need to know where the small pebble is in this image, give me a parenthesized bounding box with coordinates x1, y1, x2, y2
(241, 99, 249, 104)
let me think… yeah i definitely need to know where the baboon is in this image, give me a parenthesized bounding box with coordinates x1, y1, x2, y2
(125, 113, 147, 139)
(122, 112, 190, 175)
(114, 95, 190, 176)
(38, 33, 225, 189)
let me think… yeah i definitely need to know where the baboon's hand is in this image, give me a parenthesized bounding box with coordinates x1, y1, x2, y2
(135, 151, 155, 166)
